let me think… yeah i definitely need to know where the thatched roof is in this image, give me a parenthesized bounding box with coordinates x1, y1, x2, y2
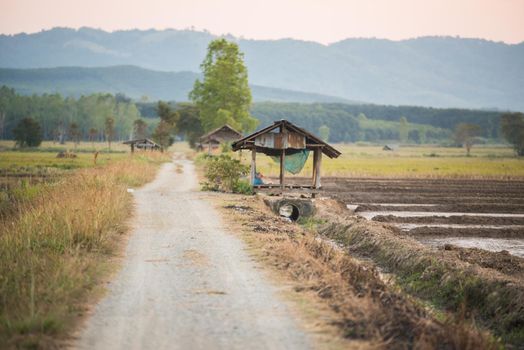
(232, 120, 341, 158)
(200, 124, 243, 142)
(123, 138, 160, 148)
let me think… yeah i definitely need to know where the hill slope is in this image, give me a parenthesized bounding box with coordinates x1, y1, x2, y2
(1, 27, 523, 110)
(0, 65, 353, 103)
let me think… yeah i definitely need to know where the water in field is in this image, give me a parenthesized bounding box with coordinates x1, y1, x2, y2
(355, 203, 438, 207)
(418, 237, 524, 258)
(347, 201, 524, 257)
(393, 223, 524, 230)
(357, 211, 524, 220)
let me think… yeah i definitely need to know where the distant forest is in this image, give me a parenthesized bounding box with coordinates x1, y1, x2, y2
(0, 86, 507, 144)
(251, 102, 502, 143)
(0, 86, 146, 142)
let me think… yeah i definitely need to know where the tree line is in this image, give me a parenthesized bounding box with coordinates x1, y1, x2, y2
(0, 86, 149, 146)
(251, 103, 452, 143)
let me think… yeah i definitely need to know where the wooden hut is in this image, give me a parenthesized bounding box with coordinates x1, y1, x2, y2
(199, 124, 243, 153)
(382, 144, 398, 151)
(231, 120, 341, 193)
(123, 138, 161, 152)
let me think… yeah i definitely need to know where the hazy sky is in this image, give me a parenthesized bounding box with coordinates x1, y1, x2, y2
(1, 0, 523, 44)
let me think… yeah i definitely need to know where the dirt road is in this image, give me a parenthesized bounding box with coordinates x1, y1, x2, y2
(75, 157, 310, 350)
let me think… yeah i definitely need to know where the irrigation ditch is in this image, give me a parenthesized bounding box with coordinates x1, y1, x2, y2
(219, 193, 504, 348)
(246, 176, 524, 347)
(312, 198, 524, 347)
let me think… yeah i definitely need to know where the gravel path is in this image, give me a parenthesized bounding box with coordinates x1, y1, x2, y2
(75, 157, 310, 350)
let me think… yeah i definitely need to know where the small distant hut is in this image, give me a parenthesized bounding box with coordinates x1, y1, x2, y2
(382, 144, 398, 151)
(199, 125, 243, 153)
(123, 138, 161, 153)
(232, 120, 341, 194)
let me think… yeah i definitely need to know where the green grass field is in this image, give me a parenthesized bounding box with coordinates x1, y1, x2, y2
(0, 151, 128, 172)
(0, 141, 131, 172)
(0, 140, 129, 152)
(247, 144, 524, 179)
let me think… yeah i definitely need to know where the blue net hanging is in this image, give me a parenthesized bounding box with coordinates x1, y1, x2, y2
(270, 149, 310, 174)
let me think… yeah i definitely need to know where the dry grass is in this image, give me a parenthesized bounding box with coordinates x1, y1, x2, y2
(0, 152, 169, 348)
(217, 195, 498, 350)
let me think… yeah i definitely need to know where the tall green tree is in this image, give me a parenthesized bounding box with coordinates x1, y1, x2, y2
(152, 121, 174, 150)
(69, 122, 81, 148)
(133, 119, 148, 139)
(157, 101, 178, 125)
(13, 117, 42, 147)
(0, 86, 13, 139)
(88, 127, 98, 148)
(454, 123, 481, 156)
(175, 103, 204, 148)
(189, 38, 257, 133)
(105, 117, 115, 150)
(500, 113, 524, 156)
(399, 116, 409, 143)
(152, 101, 177, 150)
(318, 125, 330, 142)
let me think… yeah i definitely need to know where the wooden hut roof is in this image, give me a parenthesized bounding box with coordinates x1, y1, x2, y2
(232, 120, 341, 159)
(200, 124, 243, 142)
(123, 138, 160, 147)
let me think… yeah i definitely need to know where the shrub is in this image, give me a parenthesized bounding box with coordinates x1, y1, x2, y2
(13, 117, 42, 148)
(233, 180, 253, 195)
(201, 154, 249, 193)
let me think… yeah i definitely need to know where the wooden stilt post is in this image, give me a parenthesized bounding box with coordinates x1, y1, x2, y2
(280, 149, 285, 190)
(250, 148, 256, 186)
(314, 149, 322, 189)
(311, 149, 317, 198)
(312, 149, 317, 187)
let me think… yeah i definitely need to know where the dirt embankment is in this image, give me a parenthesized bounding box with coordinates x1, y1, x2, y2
(312, 198, 524, 347)
(440, 244, 524, 278)
(220, 195, 498, 350)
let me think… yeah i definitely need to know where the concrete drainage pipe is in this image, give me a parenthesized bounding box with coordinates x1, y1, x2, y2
(279, 203, 301, 221)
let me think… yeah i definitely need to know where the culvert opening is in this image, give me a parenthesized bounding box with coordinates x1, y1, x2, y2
(279, 203, 300, 221)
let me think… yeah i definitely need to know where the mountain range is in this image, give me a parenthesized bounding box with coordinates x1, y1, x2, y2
(1, 27, 523, 110)
(0, 66, 353, 103)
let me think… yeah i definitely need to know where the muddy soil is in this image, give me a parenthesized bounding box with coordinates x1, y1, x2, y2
(317, 177, 524, 256)
(356, 203, 524, 213)
(323, 178, 524, 209)
(406, 226, 524, 238)
(373, 214, 524, 225)
(439, 244, 524, 277)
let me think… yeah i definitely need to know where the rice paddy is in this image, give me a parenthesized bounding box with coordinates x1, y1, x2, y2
(247, 144, 524, 179)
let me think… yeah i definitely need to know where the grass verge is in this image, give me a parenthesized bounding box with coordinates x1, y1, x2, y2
(0, 152, 169, 348)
